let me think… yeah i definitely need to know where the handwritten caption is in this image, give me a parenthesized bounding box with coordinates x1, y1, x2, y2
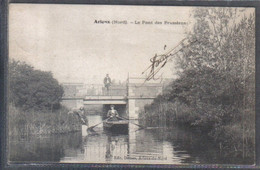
(94, 20, 187, 25)
(142, 38, 199, 82)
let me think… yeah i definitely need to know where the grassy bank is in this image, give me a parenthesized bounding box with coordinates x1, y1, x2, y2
(8, 104, 81, 136)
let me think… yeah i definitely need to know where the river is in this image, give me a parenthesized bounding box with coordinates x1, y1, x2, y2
(8, 115, 253, 165)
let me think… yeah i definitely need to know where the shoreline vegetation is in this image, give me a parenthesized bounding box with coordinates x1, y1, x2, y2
(8, 104, 80, 136)
(8, 60, 81, 136)
(140, 8, 255, 160)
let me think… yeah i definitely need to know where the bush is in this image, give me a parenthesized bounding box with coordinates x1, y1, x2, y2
(9, 60, 64, 111)
(8, 60, 81, 135)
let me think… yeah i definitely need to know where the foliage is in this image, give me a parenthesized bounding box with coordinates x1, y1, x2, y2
(140, 8, 255, 158)
(178, 8, 254, 74)
(9, 60, 64, 111)
(8, 60, 82, 135)
(8, 104, 81, 136)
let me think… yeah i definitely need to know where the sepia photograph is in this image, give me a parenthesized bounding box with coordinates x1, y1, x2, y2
(7, 4, 255, 165)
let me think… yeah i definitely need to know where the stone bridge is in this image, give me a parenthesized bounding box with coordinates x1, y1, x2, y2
(61, 77, 167, 119)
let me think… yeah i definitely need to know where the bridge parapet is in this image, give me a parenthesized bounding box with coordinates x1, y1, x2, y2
(61, 83, 127, 97)
(126, 77, 163, 119)
(61, 83, 84, 98)
(100, 86, 126, 96)
(127, 77, 163, 97)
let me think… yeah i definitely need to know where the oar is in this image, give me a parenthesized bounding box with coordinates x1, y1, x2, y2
(118, 116, 146, 129)
(88, 118, 109, 130)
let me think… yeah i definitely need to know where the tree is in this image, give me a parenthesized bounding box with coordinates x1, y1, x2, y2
(141, 8, 255, 157)
(173, 7, 255, 156)
(9, 60, 64, 111)
(177, 8, 254, 74)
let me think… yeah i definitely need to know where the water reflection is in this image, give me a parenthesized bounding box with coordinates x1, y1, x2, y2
(9, 132, 82, 162)
(9, 115, 253, 164)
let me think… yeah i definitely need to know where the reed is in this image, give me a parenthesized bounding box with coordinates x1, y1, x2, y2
(8, 104, 81, 136)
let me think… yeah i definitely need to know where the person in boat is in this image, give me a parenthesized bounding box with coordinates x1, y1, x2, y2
(68, 107, 88, 126)
(104, 74, 112, 95)
(107, 105, 121, 121)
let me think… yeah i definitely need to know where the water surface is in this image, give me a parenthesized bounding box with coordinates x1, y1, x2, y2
(9, 115, 253, 165)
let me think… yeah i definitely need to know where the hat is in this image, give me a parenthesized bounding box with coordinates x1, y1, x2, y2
(110, 105, 115, 107)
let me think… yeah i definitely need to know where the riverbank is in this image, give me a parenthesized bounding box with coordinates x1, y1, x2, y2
(139, 63, 255, 161)
(139, 90, 255, 161)
(8, 104, 81, 136)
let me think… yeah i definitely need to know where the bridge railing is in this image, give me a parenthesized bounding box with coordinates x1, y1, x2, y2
(127, 77, 164, 84)
(62, 76, 168, 98)
(82, 84, 127, 96)
(62, 83, 127, 98)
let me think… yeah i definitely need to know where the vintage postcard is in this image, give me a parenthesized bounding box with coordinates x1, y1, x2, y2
(7, 4, 255, 165)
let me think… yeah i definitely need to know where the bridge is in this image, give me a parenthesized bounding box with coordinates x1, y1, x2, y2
(84, 96, 127, 105)
(61, 77, 167, 119)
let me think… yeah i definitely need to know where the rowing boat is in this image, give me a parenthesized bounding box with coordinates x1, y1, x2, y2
(103, 119, 129, 133)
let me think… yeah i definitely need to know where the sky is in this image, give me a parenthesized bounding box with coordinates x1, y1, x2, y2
(9, 4, 192, 84)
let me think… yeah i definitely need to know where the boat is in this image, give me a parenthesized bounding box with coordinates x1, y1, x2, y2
(103, 119, 129, 133)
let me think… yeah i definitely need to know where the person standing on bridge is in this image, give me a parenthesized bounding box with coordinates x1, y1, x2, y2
(104, 74, 112, 95)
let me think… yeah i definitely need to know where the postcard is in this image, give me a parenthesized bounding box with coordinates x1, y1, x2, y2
(7, 4, 255, 166)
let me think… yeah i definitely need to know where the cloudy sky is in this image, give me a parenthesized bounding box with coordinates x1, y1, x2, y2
(9, 4, 191, 84)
